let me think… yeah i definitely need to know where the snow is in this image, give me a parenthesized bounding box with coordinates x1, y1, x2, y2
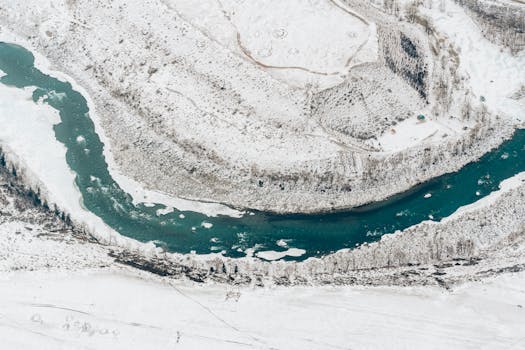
(445, 171, 525, 221)
(1, 193, 524, 350)
(172, 0, 378, 90)
(377, 115, 470, 152)
(0, 30, 245, 218)
(0, 81, 168, 255)
(0, 268, 524, 349)
(256, 248, 306, 261)
(0, 221, 112, 273)
(420, 1, 525, 121)
(375, 0, 525, 152)
(0, 84, 116, 241)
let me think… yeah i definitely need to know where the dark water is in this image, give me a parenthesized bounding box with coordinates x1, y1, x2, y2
(0, 42, 523, 260)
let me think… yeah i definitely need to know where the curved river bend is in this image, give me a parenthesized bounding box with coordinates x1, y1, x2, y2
(1, 42, 523, 260)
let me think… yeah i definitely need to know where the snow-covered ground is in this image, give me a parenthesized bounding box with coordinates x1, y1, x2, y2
(0, 2, 524, 346)
(0, 39, 244, 220)
(1, 0, 515, 213)
(375, 0, 525, 151)
(1, 268, 524, 350)
(0, 183, 523, 349)
(172, 0, 378, 90)
(1, 193, 522, 350)
(376, 114, 471, 152)
(419, 0, 525, 122)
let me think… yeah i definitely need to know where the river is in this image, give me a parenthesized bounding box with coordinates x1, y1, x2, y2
(1, 42, 523, 260)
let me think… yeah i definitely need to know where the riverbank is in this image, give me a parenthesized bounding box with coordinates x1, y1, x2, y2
(1, 130, 524, 286)
(0, 0, 524, 292)
(0, 172, 523, 348)
(0, 1, 524, 347)
(0, 0, 522, 213)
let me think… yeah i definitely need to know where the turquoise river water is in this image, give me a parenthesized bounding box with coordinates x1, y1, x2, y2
(1, 42, 523, 260)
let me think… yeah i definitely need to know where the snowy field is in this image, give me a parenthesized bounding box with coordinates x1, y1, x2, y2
(172, 0, 378, 89)
(0, 268, 524, 350)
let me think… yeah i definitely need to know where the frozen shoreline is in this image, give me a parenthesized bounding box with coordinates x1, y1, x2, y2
(0, 0, 520, 213)
(0, 178, 523, 349)
(0, 0, 523, 282)
(0, 30, 244, 219)
(0, 66, 524, 271)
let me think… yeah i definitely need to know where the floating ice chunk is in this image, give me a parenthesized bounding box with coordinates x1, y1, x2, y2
(48, 90, 66, 102)
(201, 222, 213, 229)
(76, 135, 86, 144)
(276, 239, 289, 247)
(89, 175, 101, 184)
(156, 206, 174, 216)
(424, 193, 432, 199)
(395, 209, 410, 217)
(365, 230, 382, 237)
(179, 214, 185, 219)
(256, 248, 307, 261)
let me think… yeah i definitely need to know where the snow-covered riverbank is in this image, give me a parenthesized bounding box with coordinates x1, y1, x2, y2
(0, 185, 523, 349)
(0, 29, 244, 219)
(0, 62, 524, 275)
(0, 103, 524, 348)
(0, 0, 520, 213)
(1, 268, 524, 349)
